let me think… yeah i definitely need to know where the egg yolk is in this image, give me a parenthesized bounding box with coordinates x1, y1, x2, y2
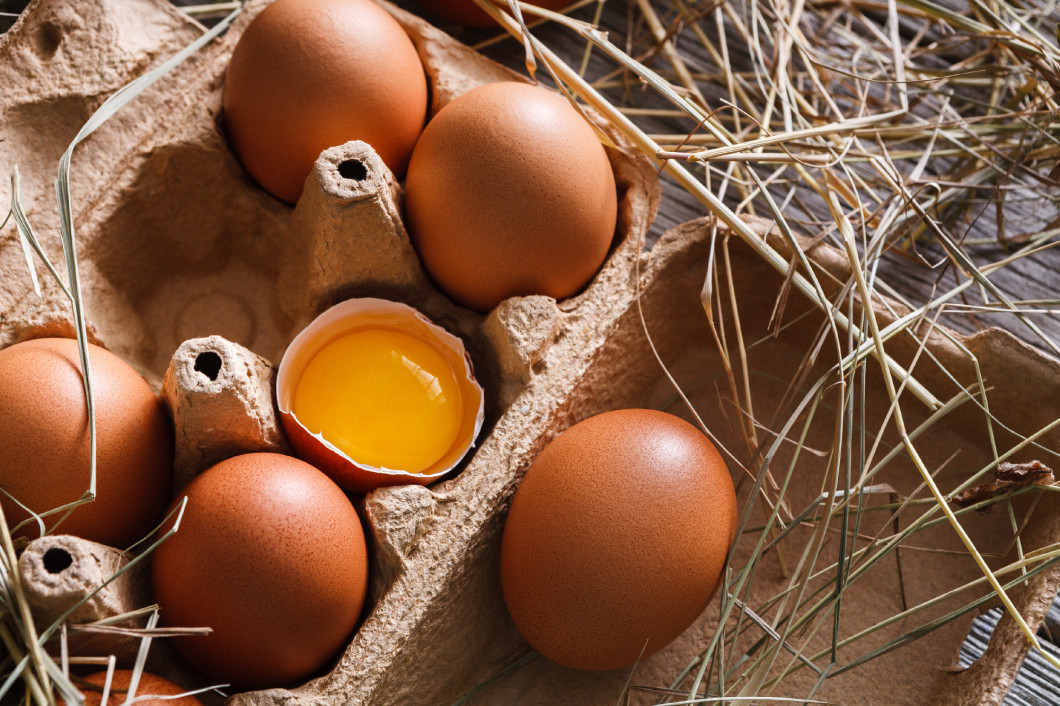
(292, 329, 465, 473)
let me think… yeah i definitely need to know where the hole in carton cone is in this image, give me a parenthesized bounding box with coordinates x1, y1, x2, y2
(194, 351, 223, 381)
(338, 159, 368, 181)
(36, 22, 62, 60)
(43, 548, 73, 574)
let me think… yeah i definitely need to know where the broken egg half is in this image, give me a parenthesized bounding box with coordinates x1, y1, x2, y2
(276, 299, 484, 493)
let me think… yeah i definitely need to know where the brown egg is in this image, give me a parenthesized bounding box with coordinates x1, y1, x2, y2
(223, 0, 429, 204)
(151, 452, 368, 690)
(68, 670, 202, 706)
(0, 338, 173, 548)
(414, 0, 570, 27)
(500, 409, 737, 671)
(404, 81, 617, 313)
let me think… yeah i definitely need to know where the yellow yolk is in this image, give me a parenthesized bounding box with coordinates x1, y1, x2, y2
(292, 328, 465, 473)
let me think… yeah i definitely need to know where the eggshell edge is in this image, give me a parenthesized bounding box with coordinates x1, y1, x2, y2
(275, 298, 485, 493)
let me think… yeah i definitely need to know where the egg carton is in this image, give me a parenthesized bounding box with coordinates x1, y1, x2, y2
(2, 0, 1059, 704)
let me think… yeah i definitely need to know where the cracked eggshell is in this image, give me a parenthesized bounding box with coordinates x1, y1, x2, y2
(276, 298, 485, 493)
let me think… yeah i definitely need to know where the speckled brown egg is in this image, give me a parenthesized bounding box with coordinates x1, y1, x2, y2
(500, 409, 737, 671)
(151, 452, 367, 691)
(404, 81, 617, 313)
(68, 670, 202, 706)
(223, 0, 429, 204)
(0, 337, 173, 549)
